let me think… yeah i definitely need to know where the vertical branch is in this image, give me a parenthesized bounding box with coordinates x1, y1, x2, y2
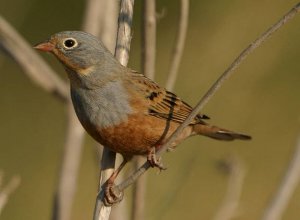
(213, 157, 246, 220)
(262, 136, 300, 220)
(132, 1, 156, 220)
(0, 173, 21, 216)
(114, 0, 135, 67)
(165, 0, 189, 91)
(53, 102, 85, 220)
(93, 1, 135, 220)
(89, 1, 128, 219)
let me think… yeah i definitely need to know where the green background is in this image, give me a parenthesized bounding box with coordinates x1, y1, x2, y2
(1, 0, 300, 219)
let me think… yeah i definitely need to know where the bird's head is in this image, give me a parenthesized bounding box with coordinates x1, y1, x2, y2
(34, 31, 115, 76)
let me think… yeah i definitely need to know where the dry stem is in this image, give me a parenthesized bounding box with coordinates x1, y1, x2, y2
(165, 0, 189, 91)
(0, 16, 68, 101)
(0, 174, 21, 216)
(132, 1, 157, 219)
(93, 1, 135, 220)
(213, 156, 246, 220)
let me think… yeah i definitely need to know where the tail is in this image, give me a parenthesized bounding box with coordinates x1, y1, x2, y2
(193, 124, 251, 141)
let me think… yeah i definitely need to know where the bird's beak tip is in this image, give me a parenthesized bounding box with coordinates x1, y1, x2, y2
(34, 41, 54, 52)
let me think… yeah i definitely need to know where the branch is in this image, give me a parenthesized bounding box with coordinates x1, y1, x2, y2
(165, 0, 189, 91)
(213, 156, 246, 220)
(262, 136, 300, 220)
(116, 1, 300, 192)
(0, 15, 68, 102)
(93, 1, 135, 220)
(114, 0, 135, 67)
(0, 173, 21, 216)
(86, 1, 127, 220)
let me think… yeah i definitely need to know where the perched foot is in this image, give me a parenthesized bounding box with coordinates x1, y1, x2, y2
(103, 159, 128, 206)
(103, 182, 124, 206)
(147, 147, 167, 171)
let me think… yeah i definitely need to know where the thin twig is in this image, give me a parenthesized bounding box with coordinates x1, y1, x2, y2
(262, 136, 300, 220)
(0, 174, 21, 216)
(0, 15, 68, 102)
(141, 0, 157, 80)
(116, 1, 300, 192)
(165, 0, 189, 91)
(213, 156, 246, 220)
(132, 1, 156, 219)
(93, 1, 135, 220)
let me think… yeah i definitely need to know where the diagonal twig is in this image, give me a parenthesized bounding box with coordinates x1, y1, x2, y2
(0, 15, 68, 101)
(116, 1, 300, 193)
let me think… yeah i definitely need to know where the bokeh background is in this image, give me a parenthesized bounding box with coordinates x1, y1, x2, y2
(1, 0, 300, 219)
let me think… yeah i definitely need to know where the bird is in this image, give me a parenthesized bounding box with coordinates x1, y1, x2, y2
(34, 31, 251, 205)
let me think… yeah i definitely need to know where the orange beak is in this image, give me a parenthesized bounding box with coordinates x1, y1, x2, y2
(34, 41, 54, 52)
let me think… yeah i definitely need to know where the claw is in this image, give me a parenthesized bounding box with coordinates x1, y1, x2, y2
(103, 183, 124, 206)
(102, 159, 127, 206)
(147, 147, 167, 171)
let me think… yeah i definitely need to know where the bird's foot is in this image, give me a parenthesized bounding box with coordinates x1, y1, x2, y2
(147, 148, 167, 171)
(103, 182, 124, 206)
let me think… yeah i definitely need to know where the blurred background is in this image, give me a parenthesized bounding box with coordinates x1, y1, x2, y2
(1, 0, 300, 219)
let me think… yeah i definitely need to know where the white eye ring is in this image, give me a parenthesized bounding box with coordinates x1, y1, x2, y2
(63, 38, 78, 49)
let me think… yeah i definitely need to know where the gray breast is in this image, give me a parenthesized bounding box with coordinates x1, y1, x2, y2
(71, 81, 133, 129)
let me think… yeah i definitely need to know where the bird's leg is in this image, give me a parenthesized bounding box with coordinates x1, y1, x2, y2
(147, 147, 167, 171)
(103, 159, 127, 206)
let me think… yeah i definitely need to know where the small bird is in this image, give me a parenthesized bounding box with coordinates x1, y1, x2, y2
(35, 31, 251, 205)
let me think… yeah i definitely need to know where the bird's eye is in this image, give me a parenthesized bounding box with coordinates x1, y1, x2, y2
(63, 38, 78, 49)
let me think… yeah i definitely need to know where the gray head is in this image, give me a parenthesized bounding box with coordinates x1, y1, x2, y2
(34, 31, 119, 74)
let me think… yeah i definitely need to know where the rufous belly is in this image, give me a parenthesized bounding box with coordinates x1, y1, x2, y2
(86, 113, 192, 158)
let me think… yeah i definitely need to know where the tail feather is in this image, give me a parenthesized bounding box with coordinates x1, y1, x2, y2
(193, 124, 251, 141)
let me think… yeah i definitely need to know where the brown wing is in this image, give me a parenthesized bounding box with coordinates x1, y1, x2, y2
(127, 70, 209, 125)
